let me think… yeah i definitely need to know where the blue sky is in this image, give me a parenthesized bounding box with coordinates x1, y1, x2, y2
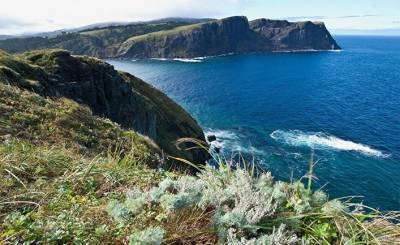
(0, 0, 399, 35)
(244, 0, 400, 31)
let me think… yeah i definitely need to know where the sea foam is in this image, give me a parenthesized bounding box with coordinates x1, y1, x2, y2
(172, 58, 203, 63)
(205, 129, 265, 155)
(150, 57, 204, 63)
(270, 130, 387, 157)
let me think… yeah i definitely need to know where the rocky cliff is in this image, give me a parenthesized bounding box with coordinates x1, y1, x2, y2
(116, 16, 340, 58)
(0, 16, 340, 59)
(249, 18, 341, 51)
(0, 49, 208, 165)
(117, 16, 262, 58)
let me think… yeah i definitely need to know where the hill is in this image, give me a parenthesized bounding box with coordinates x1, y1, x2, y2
(0, 19, 209, 58)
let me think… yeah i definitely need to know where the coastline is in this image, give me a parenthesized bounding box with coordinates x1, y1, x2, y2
(120, 49, 343, 63)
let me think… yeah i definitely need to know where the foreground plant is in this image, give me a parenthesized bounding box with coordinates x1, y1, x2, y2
(106, 157, 400, 244)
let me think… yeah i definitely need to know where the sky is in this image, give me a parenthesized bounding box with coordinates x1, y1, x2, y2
(1, 0, 400, 35)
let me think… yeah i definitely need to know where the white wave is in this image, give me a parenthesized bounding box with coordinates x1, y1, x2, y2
(270, 130, 387, 157)
(150, 57, 203, 63)
(206, 129, 238, 140)
(205, 129, 265, 155)
(272, 49, 342, 53)
(192, 56, 208, 60)
(173, 58, 203, 63)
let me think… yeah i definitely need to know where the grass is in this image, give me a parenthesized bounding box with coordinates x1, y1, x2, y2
(0, 83, 160, 159)
(0, 83, 165, 243)
(124, 23, 205, 43)
(2, 136, 399, 243)
(1, 49, 207, 166)
(0, 140, 164, 243)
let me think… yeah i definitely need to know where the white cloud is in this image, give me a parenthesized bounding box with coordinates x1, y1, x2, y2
(0, 0, 250, 34)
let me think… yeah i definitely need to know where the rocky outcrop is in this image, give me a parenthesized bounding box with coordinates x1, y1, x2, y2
(0, 49, 209, 164)
(249, 18, 341, 51)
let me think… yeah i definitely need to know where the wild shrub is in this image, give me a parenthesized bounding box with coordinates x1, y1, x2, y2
(107, 161, 400, 244)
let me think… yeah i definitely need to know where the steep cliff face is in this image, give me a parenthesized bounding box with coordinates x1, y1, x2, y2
(249, 18, 341, 51)
(117, 16, 263, 58)
(117, 16, 339, 58)
(0, 49, 208, 164)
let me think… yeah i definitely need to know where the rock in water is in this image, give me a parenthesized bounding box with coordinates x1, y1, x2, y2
(207, 135, 217, 143)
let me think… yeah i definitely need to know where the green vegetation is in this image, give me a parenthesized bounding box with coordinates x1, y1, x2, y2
(0, 84, 163, 243)
(0, 49, 208, 166)
(79, 23, 185, 45)
(0, 21, 205, 58)
(124, 22, 205, 43)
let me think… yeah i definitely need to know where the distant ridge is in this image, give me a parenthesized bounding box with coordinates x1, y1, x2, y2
(0, 35, 12, 41)
(0, 16, 340, 58)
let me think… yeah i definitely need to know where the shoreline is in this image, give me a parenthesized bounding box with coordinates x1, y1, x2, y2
(114, 49, 343, 63)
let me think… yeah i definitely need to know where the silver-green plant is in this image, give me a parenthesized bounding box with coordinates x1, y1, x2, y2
(129, 226, 165, 245)
(226, 224, 298, 245)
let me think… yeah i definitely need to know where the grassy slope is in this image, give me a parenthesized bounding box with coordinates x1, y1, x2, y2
(0, 84, 164, 242)
(0, 22, 202, 57)
(124, 22, 204, 43)
(0, 49, 208, 166)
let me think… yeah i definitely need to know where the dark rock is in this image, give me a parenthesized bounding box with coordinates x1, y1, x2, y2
(249, 18, 341, 51)
(207, 135, 217, 142)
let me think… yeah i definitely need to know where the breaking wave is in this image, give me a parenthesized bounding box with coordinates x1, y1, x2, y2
(270, 130, 388, 158)
(172, 58, 203, 63)
(151, 57, 204, 63)
(150, 53, 235, 63)
(205, 129, 265, 155)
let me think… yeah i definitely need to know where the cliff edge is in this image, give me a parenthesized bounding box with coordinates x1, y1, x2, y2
(0, 49, 209, 165)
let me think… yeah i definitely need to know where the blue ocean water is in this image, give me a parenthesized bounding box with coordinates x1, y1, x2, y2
(108, 36, 400, 210)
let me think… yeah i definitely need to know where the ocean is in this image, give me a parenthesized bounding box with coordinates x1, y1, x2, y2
(107, 36, 400, 210)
